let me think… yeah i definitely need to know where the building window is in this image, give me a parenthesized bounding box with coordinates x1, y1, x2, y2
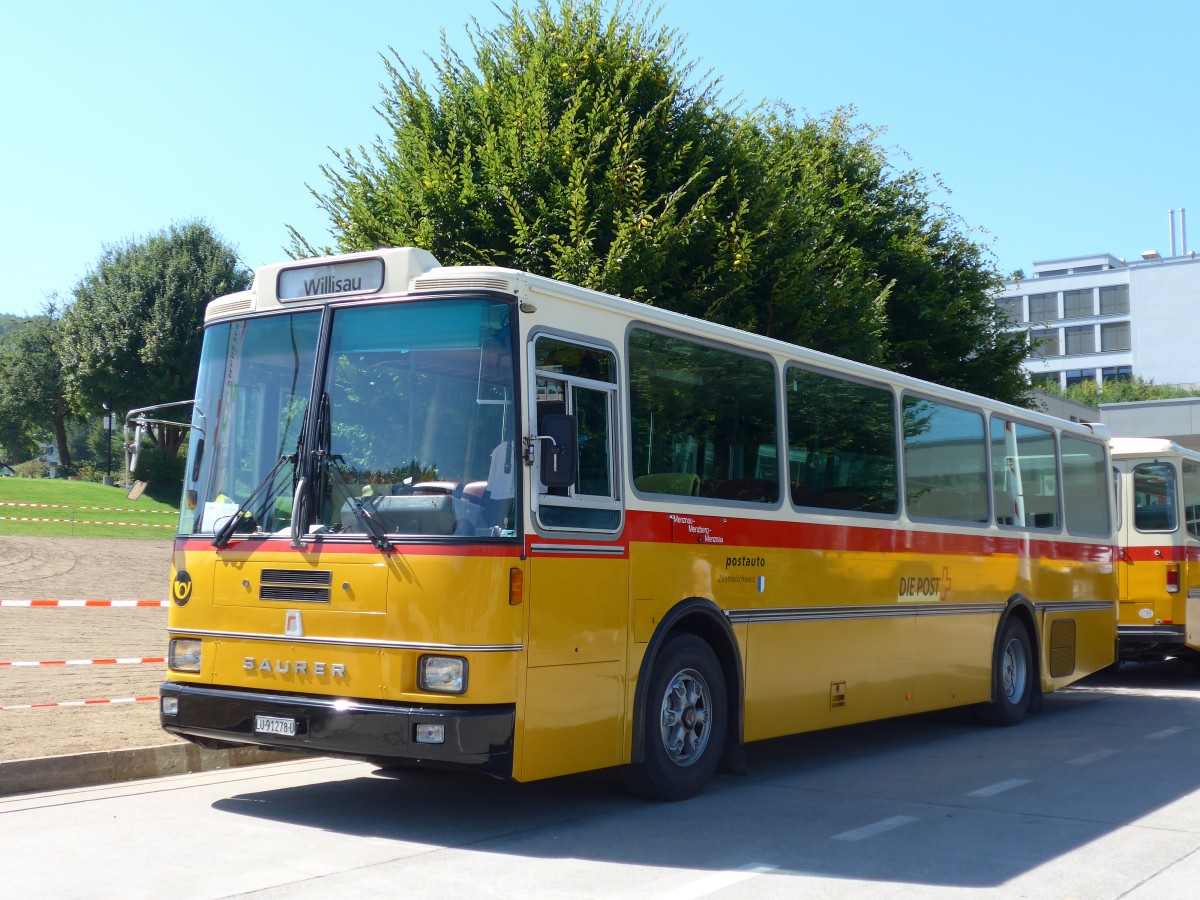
(1029, 292, 1059, 321)
(1099, 284, 1130, 315)
(1101, 321, 1131, 351)
(1029, 328, 1060, 358)
(1102, 365, 1132, 382)
(997, 296, 1023, 324)
(1038, 269, 1068, 277)
(1072, 265, 1104, 273)
(1064, 325, 1095, 355)
(1065, 369, 1095, 387)
(1063, 288, 1094, 319)
(1031, 372, 1061, 391)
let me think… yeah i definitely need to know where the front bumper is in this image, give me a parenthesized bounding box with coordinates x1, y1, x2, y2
(160, 683, 515, 777)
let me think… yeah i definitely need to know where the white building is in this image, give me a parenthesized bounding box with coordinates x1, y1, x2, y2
(995, 237, 1200, 391)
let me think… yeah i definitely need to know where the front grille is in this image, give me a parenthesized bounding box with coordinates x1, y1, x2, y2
(259, 569, 332, 603)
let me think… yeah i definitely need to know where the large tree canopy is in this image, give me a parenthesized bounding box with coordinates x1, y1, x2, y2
(0, 303, 72, 465)
(292, 0, 1030, 404)
(59, 220, 251, 457)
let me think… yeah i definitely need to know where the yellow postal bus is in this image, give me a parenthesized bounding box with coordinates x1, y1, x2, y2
(1111, 437, 1200, 665)
(149, 248, 1118, 800)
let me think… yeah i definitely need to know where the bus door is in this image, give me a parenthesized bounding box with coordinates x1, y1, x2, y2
(1127, 460, 1179, 631)
(1182, 459, 1200, 649)
(1115, 463, 1131, 608)
(521, 335, 628, 780)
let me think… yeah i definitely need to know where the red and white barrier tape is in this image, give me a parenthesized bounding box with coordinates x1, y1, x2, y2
(0, 696, 158, 711)
(0, 657, 165, 668)
(0, 515, 172, 528)
(0, 599, 167, 607)
(0, 502, 174, 514)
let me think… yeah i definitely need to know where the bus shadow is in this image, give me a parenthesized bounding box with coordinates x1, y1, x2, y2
(211, 662, 1200, 890)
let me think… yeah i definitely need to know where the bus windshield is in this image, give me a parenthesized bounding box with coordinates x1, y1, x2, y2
(314, 297, 518, 538)
(181, 311, 322, 536)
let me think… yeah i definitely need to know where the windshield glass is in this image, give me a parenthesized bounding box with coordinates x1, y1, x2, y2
(315, 297, 517, 538)
(180, 311, 321, 535)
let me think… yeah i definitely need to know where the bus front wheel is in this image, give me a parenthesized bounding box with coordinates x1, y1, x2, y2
(629, 633, 727, 802)
(976, 617, 1033, 727)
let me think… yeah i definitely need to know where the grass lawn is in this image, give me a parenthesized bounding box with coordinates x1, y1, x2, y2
(0, 478, 179, 540)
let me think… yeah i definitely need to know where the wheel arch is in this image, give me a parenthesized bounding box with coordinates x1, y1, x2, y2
(630, 597, 746, 775)
(991, 594, 1042, 708)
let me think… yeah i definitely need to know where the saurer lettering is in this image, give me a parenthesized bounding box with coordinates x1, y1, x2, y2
(243, 657, 347, 677)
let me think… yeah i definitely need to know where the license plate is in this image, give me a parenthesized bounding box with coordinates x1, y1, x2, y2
(254, 714, 297, 737)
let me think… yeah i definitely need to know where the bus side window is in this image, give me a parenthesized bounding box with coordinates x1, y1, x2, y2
(532, 336, 620, 531)
(1183, 459, 1200, 538)
(1133, 462, 1177, 532)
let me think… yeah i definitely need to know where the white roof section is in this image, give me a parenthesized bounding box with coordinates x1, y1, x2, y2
(1109, 436, 1200, 460)
(1030, 253, 1127, 276)
(208, 246, 1107, 441)
(206, 248, 442, 321)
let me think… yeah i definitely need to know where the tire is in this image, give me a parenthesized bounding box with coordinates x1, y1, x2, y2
(628, 633, 727, 801)
(975, 617, 1034, 727)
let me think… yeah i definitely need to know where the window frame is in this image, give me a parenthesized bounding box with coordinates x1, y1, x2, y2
(528, 330, 624, 534)
(784, 363, 900, 518)
(989, 415, 1062, 532)
(1064, 325, 1096, 355)
(1063, 288, 1095, 319)
(1132, 461, 1178, 534)
(1099, 284, 1130, 316)
(900, 392, 990, 526)
(1100, 321, 1131, 352)
(627, 323, 782, 509)
(1029, 292, 1059, 322)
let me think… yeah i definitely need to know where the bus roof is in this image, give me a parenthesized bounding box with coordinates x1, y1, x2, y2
(1110, 437, 1200, 460)
(209, 246, 1110, 443)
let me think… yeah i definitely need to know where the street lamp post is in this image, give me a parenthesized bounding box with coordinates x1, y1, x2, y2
(102, 401, 114, 486)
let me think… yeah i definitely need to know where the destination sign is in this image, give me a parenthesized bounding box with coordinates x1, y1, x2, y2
(277, 257, 385, 301)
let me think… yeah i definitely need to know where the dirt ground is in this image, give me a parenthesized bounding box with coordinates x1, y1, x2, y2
(0, 536, 180, 761)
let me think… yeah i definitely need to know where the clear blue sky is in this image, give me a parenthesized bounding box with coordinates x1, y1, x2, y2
(2, 0, 1196, 318)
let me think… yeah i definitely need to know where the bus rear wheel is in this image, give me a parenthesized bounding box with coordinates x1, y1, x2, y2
(629, 633, 727, 802)
(976, 617, 1033, 727)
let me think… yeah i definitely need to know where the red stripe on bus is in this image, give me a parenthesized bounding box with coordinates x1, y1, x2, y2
(171, 511, 1115, 563)
(1120, 545, 1200, 563)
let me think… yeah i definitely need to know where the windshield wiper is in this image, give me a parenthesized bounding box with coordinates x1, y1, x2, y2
(212, 453, 296, 549)
(321, 451, 393, 551)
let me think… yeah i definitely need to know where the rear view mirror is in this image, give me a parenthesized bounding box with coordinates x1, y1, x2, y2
(539, 414, 577, 487)
(121, 399, 203, 488)
(191, 437, 205, 482)
(127, 422, 144, 474)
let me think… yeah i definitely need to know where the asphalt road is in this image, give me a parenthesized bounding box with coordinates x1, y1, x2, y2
(3, 660, 1200, 899)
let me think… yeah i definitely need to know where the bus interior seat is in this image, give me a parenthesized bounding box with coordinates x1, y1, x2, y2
(635, 472, 701, 496)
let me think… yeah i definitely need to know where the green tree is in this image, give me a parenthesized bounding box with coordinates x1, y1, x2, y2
(0, 302, 73, 465)
(1045, 376, 1200, 408)
(58, 221, 251, 458)
(292, 0, 1026, 403)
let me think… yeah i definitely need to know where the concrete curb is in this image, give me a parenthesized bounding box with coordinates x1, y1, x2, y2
(0, 743, 298, 797)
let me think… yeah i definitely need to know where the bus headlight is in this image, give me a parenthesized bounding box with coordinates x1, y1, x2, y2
(418, 655, 467, 694)
(168, 638, 202, 672)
